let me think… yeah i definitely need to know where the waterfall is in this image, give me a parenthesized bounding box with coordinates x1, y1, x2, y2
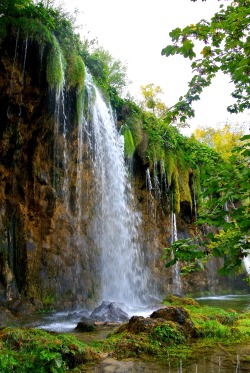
(84, 74, 149, 306)
(53, 51, 70, 210)
(171, 207, 182, 295)
(146, 168, 154, 217)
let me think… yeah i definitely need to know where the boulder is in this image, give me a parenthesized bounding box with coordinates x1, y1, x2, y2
(150, 306, 196, 337)
(127, 316, 160, 333)
(74, 317, 96, 332)
(0, 306, 16, 327)
(150, 306, 189, 324)
(90, 301, 129, 322)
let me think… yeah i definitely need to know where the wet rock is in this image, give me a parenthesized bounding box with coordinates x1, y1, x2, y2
(0, 306, 16, 327)
(150, 306, 196, 337)
(90, 301, 129, 322)
(127, 316, 160, 333)
(7, 299, 35, 315)
(150, 306, 189, 324)
(75, 317, 96, 332)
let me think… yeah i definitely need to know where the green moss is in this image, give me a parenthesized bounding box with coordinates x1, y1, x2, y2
(0, 328, 99, 372)
(151, 322, 185, 344)
(123, 127, 135, 159)
(164, 294, 200, 307)
(129, 118, 143, 147)
(64, 53, 86, 124)
(179, 168, 192, 206)
(171, 170, 180, 213)
(46, 34, 65, 92)
(66, 53, 85, 91)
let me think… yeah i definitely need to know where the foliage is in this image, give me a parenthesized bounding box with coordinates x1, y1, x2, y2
(162, 0, 250, 125)
(151, 323, 185, 344)
(0, 328, 99, 372)
(82, 47, 129, 97)
(140, 83, 168, 118)
(122, 126, 135, 159)
(164, 135, 250, 275)
(46, 34, 65, 92)
(193, 123, 247, 160)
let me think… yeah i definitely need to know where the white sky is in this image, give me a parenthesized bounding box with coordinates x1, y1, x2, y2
(61, 0, 249, 136)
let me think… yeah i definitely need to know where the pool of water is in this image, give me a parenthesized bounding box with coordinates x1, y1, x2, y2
(195, 294, 250, 312)
(86, 352, 248, 372)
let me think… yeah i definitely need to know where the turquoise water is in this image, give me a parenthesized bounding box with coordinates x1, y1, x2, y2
(195, 294, 250, 312)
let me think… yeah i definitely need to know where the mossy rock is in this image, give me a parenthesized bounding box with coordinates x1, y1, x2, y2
(165, 294, 200, 307)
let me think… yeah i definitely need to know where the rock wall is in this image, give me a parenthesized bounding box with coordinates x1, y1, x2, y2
(0, 34, 101, 308)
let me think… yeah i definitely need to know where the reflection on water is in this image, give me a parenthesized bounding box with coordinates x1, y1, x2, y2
(86, 354, 247, 373)
(196, 294, 250, 312)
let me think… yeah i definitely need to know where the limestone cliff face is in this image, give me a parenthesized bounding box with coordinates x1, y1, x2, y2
(0, 32, 243, 310)
(0, 34, 100, 307)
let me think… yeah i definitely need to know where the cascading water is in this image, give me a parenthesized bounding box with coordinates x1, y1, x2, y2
(171, 207, 182, 295)
(84, 74, 149, 306)
(146, 168, 154, 216)
(53, 51, 70, 210)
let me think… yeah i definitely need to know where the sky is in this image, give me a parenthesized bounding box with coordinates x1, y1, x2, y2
(61, 0, 249, 136)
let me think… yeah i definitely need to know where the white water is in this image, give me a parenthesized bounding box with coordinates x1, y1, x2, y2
(53, 51, 70, 210)
(243, 256, 250, 274)
(171, 210, 182, 295)
(84, 75, 149, 306)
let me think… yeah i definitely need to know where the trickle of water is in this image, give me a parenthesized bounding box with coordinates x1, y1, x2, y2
(193, 185, 198, 220)
(146, 168, 154, 217)
(84, 74, 150, 306)
(171, 208, 182, 295)
(224, 201, 230, 223)
(52, 51, 70, 209)
(75, 116, 86, 237)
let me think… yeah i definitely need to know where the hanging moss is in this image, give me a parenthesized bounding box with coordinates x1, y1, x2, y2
(66, 53, 85, 91)
(179, 168, 192, 206)
(65, 52, 85, 124)
(46, 35, 65, 92)
(128, 118, 143, 147)
(171, 170, 180, 214)
(165, 151, 177, 186)
(123, 127, 135, 159)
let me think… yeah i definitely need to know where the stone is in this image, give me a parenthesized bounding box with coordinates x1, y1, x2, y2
(126, 316, 159, 333)
(0, 306, 16, 327)
(90, 301, 129, 322)
(150, 306, 189, 324)
(150, 306, 196, 337)
(74, 317, 96, 332)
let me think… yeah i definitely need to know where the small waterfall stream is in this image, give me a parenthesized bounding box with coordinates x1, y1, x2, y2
(171, 209, 182, 295)
(83, 74, 149, 307)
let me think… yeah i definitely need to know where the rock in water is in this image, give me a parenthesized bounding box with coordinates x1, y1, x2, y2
(74, 317, 96, 332)
(90, 301, 129, 322)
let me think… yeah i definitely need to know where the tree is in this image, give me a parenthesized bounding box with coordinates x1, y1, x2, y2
(162, 0, 250, 125)
(89, 47, 129, 94)
(193, 123, 246, 160)
(140, 83, 168, 118)
(164, 135, 250, 275)
(0, 0, 32, 15)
